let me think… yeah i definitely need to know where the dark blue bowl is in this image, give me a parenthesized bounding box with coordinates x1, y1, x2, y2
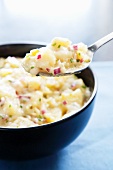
(0, 43, 97, 160)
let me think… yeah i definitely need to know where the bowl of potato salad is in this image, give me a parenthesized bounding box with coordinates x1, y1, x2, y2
(0, 41, 97, 160)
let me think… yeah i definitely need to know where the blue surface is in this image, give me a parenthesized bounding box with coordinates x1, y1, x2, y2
(0, 61, 113, 170)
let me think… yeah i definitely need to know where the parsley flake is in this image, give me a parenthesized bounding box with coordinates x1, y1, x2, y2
(31, 66, 34, 69)
(58, 44, 61, 48)
(39, 98, 41, 102)
(82, 85, 86, 89)
(52, 43, 56, 46)
(70, 58, 74, 63)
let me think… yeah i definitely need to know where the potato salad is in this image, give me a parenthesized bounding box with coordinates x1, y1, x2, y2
(0, 56, 91, 128)
(22, 37, 91, 76)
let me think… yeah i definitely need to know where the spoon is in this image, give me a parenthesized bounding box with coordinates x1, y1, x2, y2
(38, 32, 113, 77)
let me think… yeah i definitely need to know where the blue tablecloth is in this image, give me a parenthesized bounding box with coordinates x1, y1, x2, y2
(0, 61, 113, 170)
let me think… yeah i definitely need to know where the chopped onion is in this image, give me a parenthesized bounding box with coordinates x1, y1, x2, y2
(18, 96, 31, 100)
(37, 54, 41, 59)
(73, 45, 78, 50)
(46, 68, 50, 72)
(54, 67, 61, 75)
(41, 110, 46, 114)
(63, 101, 67, 105)
(80, 59, 84, 63)
(71, 82, 78, 90)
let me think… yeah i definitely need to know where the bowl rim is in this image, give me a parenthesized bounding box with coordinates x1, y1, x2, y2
(0, 43, 98, 131)
(0, 41, 47, 47)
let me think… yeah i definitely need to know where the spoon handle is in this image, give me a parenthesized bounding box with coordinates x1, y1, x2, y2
(88, 32, 113, 53)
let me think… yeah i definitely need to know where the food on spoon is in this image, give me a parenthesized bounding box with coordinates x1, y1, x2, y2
(22, 37, 91, 76)
(0, 57, 91, 128)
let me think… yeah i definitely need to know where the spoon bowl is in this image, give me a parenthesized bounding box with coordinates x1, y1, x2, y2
(38, 32, 113, 77)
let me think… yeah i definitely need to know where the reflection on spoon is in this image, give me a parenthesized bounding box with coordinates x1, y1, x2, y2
(22, 32, 113, 77)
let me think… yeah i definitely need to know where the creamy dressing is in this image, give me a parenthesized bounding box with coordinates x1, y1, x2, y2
(0, 56, 91, 128)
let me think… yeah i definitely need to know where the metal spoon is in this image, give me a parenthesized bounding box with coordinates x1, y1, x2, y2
(38, 32, 113, 77)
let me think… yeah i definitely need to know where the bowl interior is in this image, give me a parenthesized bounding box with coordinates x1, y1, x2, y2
(0, 43, 96, 126)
